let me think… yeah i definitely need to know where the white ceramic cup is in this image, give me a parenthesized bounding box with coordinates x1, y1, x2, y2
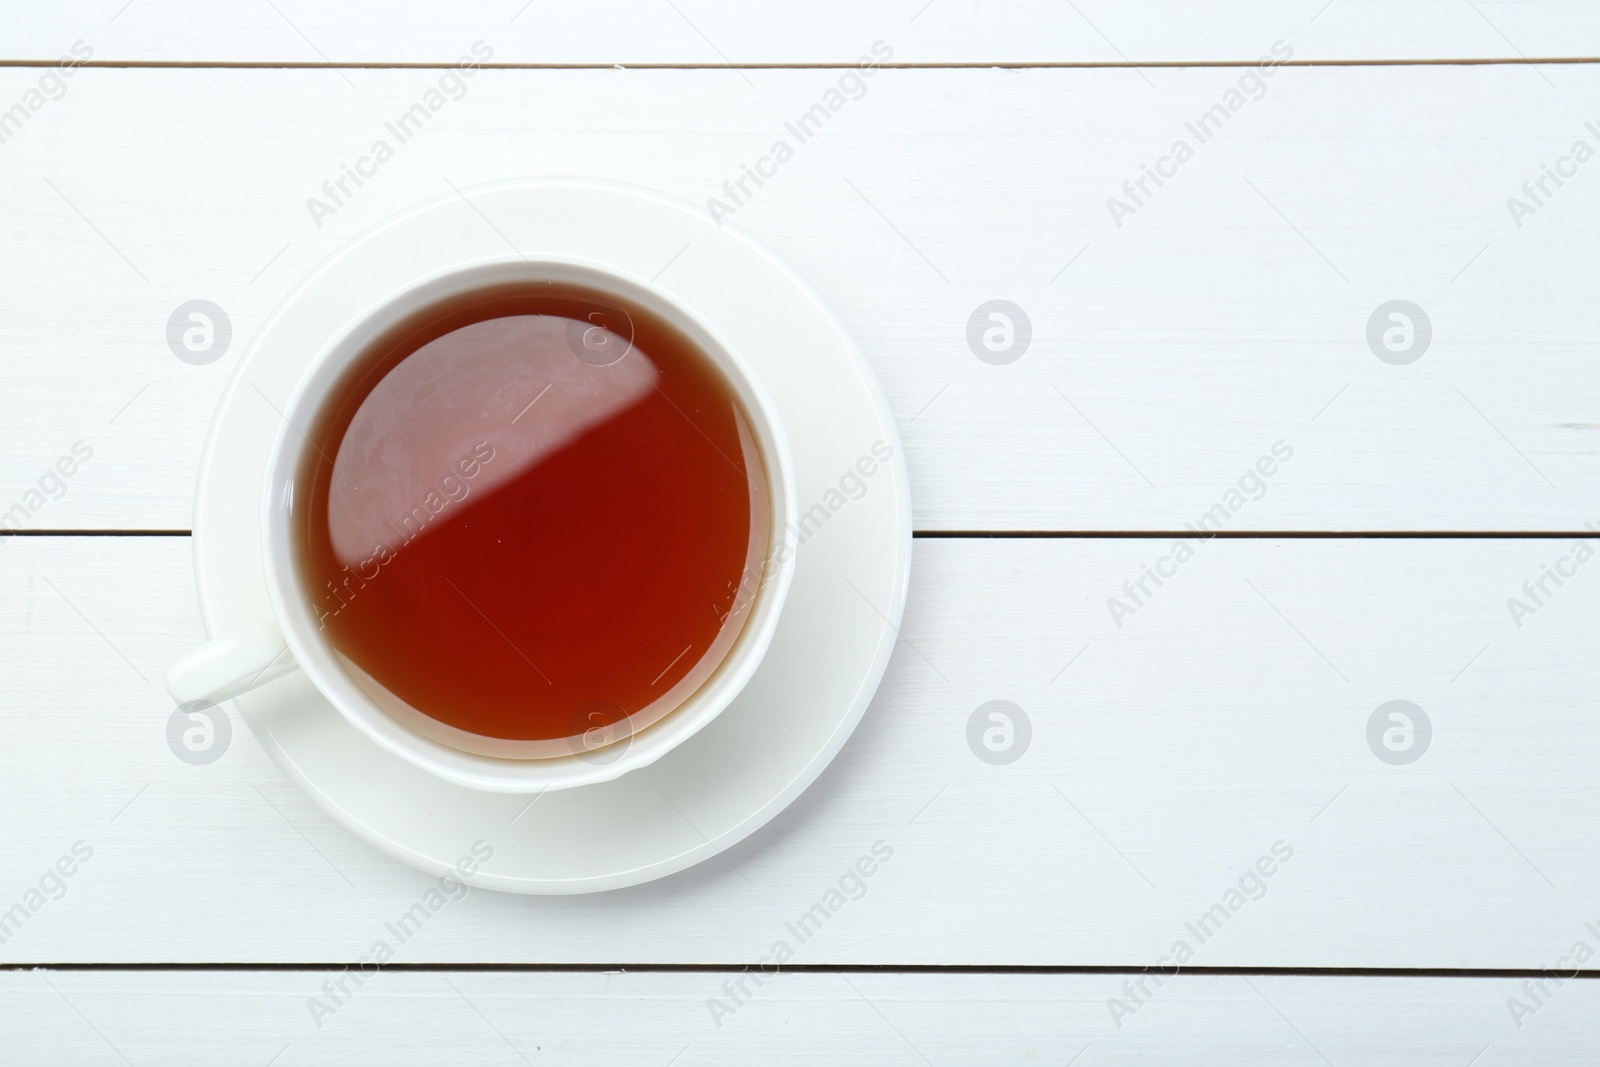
(165, 255, 798, 793)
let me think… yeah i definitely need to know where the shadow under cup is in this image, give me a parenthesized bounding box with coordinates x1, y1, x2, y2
(282, 268, 783, 763)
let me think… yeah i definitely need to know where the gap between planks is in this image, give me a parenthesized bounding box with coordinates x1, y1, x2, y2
(6, 963, 1600, 978)
(1, 57, 1599, 71)
(8, 530, 1600, 541)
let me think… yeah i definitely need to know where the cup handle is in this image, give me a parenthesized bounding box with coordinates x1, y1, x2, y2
(164, 620, 299, 704)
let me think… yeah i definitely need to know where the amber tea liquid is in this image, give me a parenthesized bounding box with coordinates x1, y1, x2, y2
(295, 283, 769, 752)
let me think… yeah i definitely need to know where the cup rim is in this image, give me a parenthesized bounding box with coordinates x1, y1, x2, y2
(258, 252, 798, 793)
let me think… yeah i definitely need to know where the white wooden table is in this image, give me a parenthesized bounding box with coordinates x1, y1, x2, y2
(4, 3, 1598, 1061)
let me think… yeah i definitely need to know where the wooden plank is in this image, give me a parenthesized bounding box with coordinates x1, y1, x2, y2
(3, 534, 1597, 965)
(2, 969, 1593, 1064)
(1, 65, 1597, 532)
(5, 1, 1600, 64)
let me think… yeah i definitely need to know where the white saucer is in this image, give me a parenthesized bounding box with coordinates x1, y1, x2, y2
(193, 179, 912, 894)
